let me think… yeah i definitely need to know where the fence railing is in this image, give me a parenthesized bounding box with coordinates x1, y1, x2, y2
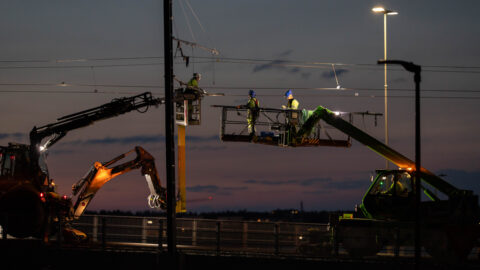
(72, 215, 326, 255)
(2, 214, 479, 264)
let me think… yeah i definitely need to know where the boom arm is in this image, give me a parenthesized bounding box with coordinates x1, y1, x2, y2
(297, 105, 460, 198)
(29, 92, 164, 151)
(71, 146, 166, 219)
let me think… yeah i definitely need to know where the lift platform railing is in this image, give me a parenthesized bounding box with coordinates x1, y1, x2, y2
(212, 105, 352, 147)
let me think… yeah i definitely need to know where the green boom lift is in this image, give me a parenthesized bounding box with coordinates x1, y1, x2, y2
(214, 104, 480, 262)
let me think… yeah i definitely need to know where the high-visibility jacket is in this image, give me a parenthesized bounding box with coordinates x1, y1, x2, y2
(187, 78, 199, 88)
(287, 99, 299, 109)
(246, 98, 259, 119)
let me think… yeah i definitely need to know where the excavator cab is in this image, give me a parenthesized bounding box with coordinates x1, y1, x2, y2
(0, 144, 34, 181)
(0, 143, 62, 238)
(360, 170, 416, 220)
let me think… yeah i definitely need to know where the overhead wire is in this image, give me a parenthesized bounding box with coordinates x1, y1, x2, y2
(0, 53, 478, 99)
(0, 82, 479, 94)
(0, 56, 479, 74)
(178, 0, 196, 43)
(184, 0, 219, 56)
(0, 89, 479, 100)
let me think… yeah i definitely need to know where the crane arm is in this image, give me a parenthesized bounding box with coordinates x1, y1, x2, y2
(29, 92, 164, 151)
(71, 146, 166, 219)
(297, 105, 460, 198)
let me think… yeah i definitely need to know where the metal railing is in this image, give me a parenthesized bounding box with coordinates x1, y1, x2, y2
(1, 214, 479, 264)
(72, 215, 325, 255)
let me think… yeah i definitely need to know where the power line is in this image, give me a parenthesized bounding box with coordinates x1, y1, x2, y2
(0, 63, 164, 70)
(1, 55, 480, 73)
(1, 82, 479, 94)
(0, 56, 162, 63)
(203, 86, 480, 94)
(225, 93, 480, 99)
(0, 89, 479, 100)
(0, 89, 147, 95)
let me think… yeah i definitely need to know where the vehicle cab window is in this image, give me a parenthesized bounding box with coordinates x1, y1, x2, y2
(369, 173, 395, 195)
(396, 172, 413, 196)
(368, 171, 412, 197)
(1, 153, 15, 176)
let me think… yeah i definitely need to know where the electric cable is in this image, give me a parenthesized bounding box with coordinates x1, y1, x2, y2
(0, 56, 479, 74)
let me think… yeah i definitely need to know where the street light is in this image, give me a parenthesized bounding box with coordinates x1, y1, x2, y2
(373, 6, 398, 169)
(378, 59, 421, 269)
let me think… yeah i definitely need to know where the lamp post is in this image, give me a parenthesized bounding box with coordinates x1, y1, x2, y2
(378, 59, 422, 269)
(372, 6, 398, 169)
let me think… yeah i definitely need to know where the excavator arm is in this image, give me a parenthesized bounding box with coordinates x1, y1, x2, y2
(71, 146, 166, 219)
(30, 92, 164, 152)
(26, 92, 164, 188)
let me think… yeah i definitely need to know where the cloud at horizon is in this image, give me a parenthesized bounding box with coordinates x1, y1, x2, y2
(57, 134, 219, 146)
(0, 132, 25, 141)
(242, 177, 370, 195)
(244, 177, 332, 187)
(187, 185, 248, 195)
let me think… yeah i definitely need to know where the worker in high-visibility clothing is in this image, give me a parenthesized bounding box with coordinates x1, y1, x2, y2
(184, 73, 203, 123)
(282, 89, 300, 144)
(282, 89, 299, 110)
(187, 73, 201, 89)
(282, 89, 299, 124)
(237, 89, 260, 135)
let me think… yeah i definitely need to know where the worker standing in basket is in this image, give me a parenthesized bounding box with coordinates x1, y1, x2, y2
(282, 89, 299, 110)
(237, 89, 260, 136)
(282, 89, 300, 144)
(282, 89, 299, 124)
(183, 73, 204, 123)
(187, 72, 201, 90)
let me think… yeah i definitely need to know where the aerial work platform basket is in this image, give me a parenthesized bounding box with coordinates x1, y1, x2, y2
(212, 105, 356, 148)
(175, 88, 202, 126)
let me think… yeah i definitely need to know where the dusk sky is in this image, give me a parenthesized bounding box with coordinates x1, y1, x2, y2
(1, 1, 479, 213)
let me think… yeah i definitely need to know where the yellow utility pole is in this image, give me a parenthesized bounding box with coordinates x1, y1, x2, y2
(176, 124, 187, 213)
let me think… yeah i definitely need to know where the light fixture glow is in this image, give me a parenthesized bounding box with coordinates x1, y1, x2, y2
(372, 7, 385, 12)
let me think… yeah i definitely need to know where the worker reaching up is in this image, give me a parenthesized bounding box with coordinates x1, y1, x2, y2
(185, 72, 207, 95)
(187, 72, 201, 89)
(237, 89, 260, 136)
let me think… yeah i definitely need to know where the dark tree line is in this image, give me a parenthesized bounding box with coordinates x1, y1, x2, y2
(85, 209, 353, 223)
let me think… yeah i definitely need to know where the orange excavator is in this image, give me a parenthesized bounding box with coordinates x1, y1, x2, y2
(0, 92, 169, 240)
(62, 146, 168, 241)
(72, 146, 166, 219)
